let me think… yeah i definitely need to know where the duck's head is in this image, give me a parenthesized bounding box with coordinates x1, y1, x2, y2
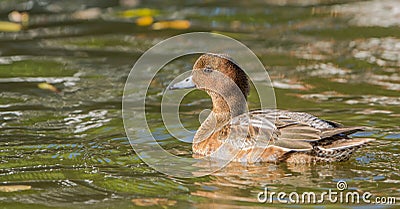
(170, 53, 249, 116)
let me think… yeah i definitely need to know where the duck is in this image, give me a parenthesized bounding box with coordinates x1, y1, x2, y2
(169, 53, 374, 164)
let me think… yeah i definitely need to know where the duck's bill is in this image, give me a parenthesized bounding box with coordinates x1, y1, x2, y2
(169, 76, 196, 90)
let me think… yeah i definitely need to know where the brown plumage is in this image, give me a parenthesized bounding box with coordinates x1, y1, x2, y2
(170, 53, 374, 164)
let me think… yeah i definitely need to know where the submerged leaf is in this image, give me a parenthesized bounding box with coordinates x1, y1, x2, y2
(131, 198, 177, 207)
(38, 82, 60, 93)
(0, 185, 31, 192)
(72, 8, 101, 20)
(8, 11, 29, 26)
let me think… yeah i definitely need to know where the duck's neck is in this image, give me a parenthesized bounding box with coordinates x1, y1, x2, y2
(208, 91, 247, 118)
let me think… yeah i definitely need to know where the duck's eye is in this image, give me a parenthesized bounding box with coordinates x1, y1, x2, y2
(203, 66, 213, 73)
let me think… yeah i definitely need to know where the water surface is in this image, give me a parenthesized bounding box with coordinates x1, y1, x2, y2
(0, 0, 399, 208)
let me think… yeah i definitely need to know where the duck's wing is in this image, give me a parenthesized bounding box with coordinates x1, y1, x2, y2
(228, 111, 284, 162)
(228, 109, 374, 163)
(229, 109, 336, 149)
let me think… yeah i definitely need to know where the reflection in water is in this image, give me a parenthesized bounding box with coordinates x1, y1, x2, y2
(191, 159, 398, 207)
(0, 0, 399, 208)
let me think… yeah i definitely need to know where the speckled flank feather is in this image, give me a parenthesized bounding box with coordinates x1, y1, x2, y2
(286, 138, 373, 163)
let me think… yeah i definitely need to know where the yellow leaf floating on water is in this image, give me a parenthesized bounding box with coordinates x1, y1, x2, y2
(118, 8, 159, 18)
(169, 20, 191, 29)
(152, 20, 190, 30)
(38, 83, 60, 93)
(136, 16, 153, 26)
(0, 185, 31, 192)
(0, 21, 22, 32)
(131, 198, 177, 207)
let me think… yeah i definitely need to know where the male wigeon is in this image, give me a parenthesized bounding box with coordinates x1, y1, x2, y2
(170, 53, 374, 163)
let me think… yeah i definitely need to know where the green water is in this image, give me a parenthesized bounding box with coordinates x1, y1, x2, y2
(0, 0, 399, 208)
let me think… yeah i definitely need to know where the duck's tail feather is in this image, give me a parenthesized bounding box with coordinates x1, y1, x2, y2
(314, 138, 375, 162)
(321, 126, 365, 138)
